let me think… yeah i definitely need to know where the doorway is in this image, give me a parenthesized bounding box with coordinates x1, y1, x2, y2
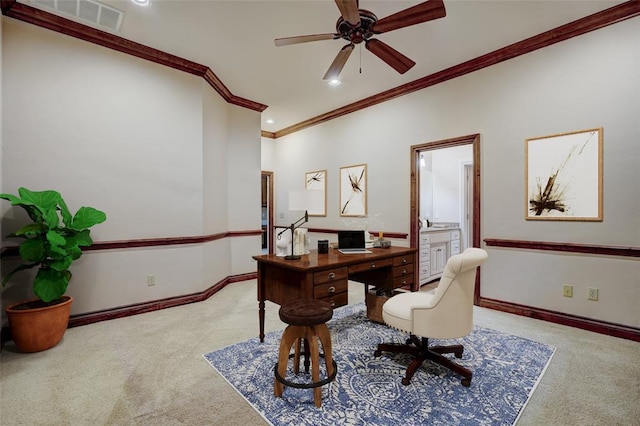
(261, 171, 274, 254)
(410, 134, 481, 302)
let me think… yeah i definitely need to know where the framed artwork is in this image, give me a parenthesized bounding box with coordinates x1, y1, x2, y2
(340, 163, 367, 217)
(304, 170, 326, 216)
(525, 128, 603, 221)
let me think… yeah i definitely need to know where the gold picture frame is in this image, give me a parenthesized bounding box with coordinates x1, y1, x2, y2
(305, 169, 326, 216)
(340, 163, 367, 217)
(525, 128, 603, 221)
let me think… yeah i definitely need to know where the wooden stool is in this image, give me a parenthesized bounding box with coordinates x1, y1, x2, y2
(274, 299, 337, 408)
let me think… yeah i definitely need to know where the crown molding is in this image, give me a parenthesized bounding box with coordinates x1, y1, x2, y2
(271, 1, 640, 138)
(1, 0, 268, 113)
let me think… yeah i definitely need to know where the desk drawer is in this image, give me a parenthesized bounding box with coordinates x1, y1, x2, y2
(393, 274, 414, 288)
(313, 267, 348, 285)
(348, 258, 393, 274)
(318, 291, 348, 309)
(393, 264, 412, 278)
(314, 280, 348, 299)
(393, 254, 414, 267)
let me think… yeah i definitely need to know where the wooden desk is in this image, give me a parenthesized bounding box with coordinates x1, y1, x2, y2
(253, 247, 416, 342)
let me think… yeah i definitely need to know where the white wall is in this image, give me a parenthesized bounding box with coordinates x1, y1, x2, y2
(263, 18, 640, 327)
(0, 15, 3, 275)
(429, 145, 473, 223)
(1, 19, 262, 317)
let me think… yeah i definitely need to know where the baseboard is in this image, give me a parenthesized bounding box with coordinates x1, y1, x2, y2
(5, 275, 637, 350)
(479, 297, 640, 342)
(1, 272, 257, 349)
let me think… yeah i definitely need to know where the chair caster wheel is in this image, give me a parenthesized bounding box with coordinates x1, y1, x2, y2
(401, 377, 411, 386)
(461, 378, 471, 387)
(373, 350, 381, 357)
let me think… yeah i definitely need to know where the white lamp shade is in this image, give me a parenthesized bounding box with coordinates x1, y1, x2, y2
(288, 189, 324, 212)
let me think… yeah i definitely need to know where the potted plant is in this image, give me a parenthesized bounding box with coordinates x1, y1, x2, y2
(1, 187, 106, 352)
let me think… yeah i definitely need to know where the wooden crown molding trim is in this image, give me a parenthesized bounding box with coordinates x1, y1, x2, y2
(0, 230, 263, 257)
(2, 1, 267, 113)
(479, 297, 640, 342)
(484, 239, 640, 258)
(272, 1, 640, 139)
(261, 130, 276, 139)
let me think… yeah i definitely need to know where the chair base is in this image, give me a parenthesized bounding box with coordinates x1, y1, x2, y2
(374, 335, 472, 387)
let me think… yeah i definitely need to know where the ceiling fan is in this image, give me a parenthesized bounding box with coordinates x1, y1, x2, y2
(274, 0, 446, 80)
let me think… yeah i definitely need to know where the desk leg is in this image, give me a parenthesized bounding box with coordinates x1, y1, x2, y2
(258, 263, 266, 342)
(259, 300, 265, 342)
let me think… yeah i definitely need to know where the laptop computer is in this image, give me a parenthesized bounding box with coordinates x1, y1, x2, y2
(338, 230, 371, 254)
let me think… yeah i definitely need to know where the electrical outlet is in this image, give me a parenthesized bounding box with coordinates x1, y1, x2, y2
(562, 285, 573, 298)
(588, 287, 599, 301)
(147, 275, 156, 286)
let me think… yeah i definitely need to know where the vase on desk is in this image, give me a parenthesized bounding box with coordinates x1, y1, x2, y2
(293, 228, 309, 255)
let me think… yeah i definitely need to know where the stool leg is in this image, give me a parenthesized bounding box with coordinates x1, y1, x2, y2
(303, 338, 311, 373)
(307, 328, 322, 408)
(293, 337, 302, 374)
(274, 325, 304, 397)
(316, 323, 334, 378)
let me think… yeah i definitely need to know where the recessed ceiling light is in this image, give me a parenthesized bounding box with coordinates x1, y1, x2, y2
(265, 119, 274, 124)
(328, 79, 341, 86)
(130, 0, 150, 6)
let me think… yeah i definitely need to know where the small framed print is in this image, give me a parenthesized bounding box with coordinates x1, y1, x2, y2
(340, 163, 367, 217)
(525, 128, 603, 221)
(305, 170, 326, 216)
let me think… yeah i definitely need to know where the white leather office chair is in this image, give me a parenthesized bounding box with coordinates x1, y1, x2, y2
(374, 247, 488, 386)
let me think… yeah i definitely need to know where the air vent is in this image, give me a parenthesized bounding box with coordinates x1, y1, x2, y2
(29, 0, 124, 32)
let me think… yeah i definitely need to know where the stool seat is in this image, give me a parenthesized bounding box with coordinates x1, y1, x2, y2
(279, 299, 333, 326)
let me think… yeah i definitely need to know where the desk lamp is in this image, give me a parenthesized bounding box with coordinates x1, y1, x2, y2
(277, 190, 323, 260)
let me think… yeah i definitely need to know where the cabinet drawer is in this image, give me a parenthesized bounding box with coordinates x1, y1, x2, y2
(420, 234, 431, 245)
(419, 263, 430, 277)
(450, 230, 461, 240)
(313, 280, 348, 298)
(393, 254, 414, 267)
(348, 258, 393, 274)
(393, 264, 412, 278)
(313, 267, 348, 285)
(419, 248, 430, 258)
(393, 274, 414, 288)
(451, 241, 461, 255)
(318, 291, 348, 309)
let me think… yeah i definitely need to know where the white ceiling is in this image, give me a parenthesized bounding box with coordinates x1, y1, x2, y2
(73, 0, 625, 132)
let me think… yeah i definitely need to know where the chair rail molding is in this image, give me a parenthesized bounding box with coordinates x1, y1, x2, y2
(482, 238, 640, 342)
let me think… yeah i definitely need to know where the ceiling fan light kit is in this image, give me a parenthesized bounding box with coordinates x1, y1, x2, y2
(274, 0, 446, 80)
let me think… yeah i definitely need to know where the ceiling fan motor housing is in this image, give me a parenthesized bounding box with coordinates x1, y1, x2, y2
(336, 9, 378, 44)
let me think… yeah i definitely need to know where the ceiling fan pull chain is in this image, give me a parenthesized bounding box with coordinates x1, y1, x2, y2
(359, 44, 362, 74)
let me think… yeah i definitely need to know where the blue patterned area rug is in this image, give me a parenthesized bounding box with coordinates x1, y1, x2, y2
(203, 304, 555, 426)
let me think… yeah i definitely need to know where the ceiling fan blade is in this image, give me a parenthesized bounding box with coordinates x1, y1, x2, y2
(274, 33, 339, 47)
(334, 0, 360, 26)
(323, 44, 355, 80)
(365, 39, 416, 74)
(372, 0, 446, 34)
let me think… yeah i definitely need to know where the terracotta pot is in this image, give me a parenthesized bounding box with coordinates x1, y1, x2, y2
(5, 296, 73, 353)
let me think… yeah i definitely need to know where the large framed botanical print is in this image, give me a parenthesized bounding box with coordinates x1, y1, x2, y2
(525, 128, 603, 221)
(340, 163, 367, 217)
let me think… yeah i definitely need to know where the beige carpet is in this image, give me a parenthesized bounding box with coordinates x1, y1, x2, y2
(1, 280, 639, 425)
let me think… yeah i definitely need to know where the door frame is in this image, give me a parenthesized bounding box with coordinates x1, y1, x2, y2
(410, 134, 482, 302)
(261, 171, 274, 254)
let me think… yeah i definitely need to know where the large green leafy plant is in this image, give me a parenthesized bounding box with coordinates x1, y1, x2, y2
(1, 187, 106, 302)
